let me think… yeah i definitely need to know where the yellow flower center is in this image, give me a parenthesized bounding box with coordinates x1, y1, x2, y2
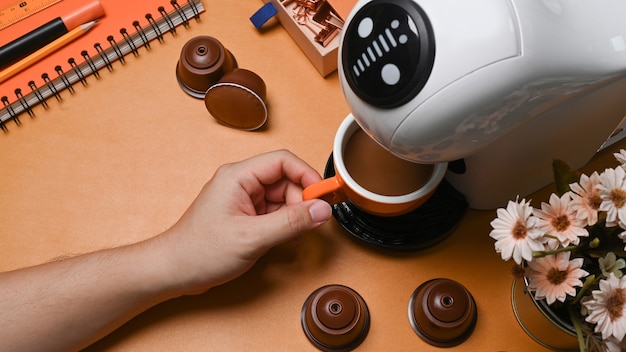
(547, 268, 567, 285)
(512, 220, 527, 240)
(589, 194, 602, 210)
(610, 188, 626, 208)
(552, 215, 570, 232)
(607, 288, 626, 322)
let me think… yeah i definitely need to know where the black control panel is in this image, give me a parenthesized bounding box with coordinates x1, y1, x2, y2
(341, 0, 435, 108)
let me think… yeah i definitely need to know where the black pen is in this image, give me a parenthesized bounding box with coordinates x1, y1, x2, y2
(0, 0, 104, 69)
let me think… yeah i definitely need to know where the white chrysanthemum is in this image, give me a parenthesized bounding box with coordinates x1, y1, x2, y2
(533, 192, 589, 247)
(614, 149, 626, 169)
(619, 231, 626, 252)
(583, 273, 626, 341)
(598, 167, 626, 228)
(569, 171, 602, 226)
(600, 252, 626, 279)
(526, 252, 588, 305)
(489, 199, 544, 264)
(605, 335, 626, 352)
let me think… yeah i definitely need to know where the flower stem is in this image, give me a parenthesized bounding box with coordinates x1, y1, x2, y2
(571, 275, 596, 306)
(567, 305, 586, 352)
(532, 245, 578, 258)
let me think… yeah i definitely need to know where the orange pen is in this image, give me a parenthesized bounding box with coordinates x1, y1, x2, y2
(0, 0, 105, 69)
(0, 20, 98, 84)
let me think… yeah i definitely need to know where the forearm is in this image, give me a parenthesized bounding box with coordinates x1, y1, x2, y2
(0, 150, 332, 351)
(0, 235, 180, 352)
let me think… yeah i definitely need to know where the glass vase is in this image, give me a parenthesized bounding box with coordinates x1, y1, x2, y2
(511, 278, 579, 351)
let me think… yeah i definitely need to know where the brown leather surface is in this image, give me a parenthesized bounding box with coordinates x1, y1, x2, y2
(3, 1, 620, 350)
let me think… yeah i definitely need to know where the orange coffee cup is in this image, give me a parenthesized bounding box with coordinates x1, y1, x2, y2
(302, 115, 447, 217)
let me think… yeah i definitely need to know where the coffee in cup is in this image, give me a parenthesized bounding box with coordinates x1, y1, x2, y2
(343, 128, 434, 196)
(302, 114, 447, 216)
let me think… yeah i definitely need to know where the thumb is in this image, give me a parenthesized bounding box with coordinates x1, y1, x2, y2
(255, 200, 332, 247)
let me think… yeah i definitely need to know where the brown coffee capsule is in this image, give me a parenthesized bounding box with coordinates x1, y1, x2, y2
(204, 68, 268, 131)
(301, 285, 370, 351)
(176, 36, 237, 98)
(408, 278, 477, 347)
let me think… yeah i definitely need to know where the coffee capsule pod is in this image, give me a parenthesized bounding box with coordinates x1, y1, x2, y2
(408, 278, 477, 347)
(204, 68, 268, 131)
(301, 285, 370, 351)
(176, 36, 237, 98)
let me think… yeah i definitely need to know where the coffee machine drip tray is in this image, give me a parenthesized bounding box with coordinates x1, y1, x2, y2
(323, 153, 468, 251)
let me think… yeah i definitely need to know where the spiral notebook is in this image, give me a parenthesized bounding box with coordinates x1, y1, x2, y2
(0, 0, 205, 130)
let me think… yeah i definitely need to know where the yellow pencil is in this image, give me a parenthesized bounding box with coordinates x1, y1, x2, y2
(0, 20, 98, 84)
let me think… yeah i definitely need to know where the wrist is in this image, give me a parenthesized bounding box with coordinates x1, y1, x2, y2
(127, 234, 192, 302)
(141, 226, 220, 298)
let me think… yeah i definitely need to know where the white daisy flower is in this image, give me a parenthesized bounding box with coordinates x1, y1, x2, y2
(569, 171, 602, 226)
(614, 149, 626, 169)
(619, 231, 626, 252)
(598, 167, 626, 227)
(533, 192, 589, 247)
(605, 335, 626, 352)
(599, 252, 626, 279)
(526, 252, 588, 305)
(583, 273, 626, 341)
(489, 199, 545, 264)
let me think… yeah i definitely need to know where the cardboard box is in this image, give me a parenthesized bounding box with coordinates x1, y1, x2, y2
(267, 0, 356, 77)
(326, 0, 356, 20)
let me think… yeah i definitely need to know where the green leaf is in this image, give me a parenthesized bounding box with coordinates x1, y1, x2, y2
(553, 159, 580, 196)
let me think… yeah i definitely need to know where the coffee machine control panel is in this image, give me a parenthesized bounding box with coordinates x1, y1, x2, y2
(341, 0, 435, 109)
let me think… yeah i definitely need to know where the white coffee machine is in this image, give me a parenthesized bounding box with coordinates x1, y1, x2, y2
(338, 0, 626, 209)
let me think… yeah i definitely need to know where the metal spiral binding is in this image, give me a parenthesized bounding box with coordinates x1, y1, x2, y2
(81, 51, 100, 78)
(42, 73, 61, 101)
(54, 66, 74, 92)
(15, 89, 33, 117)
(1, 97, 18, 127)
(159, 6, 176, 34)
(69, 58, 87, 86)
(121, 28, 139, 57)
(171, 0, 189, 28)
(145, 14, 164, 43)
(94, 43, 113, 71)
(107, 35, 125, 63)
(0, 0, 205, 131)
(28, 81, 48, 108)
(133, 21, 150, 48)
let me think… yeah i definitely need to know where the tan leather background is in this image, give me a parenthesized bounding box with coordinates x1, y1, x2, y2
(2, 0, 620, 350)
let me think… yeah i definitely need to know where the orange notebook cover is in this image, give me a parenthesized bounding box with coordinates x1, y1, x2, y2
(0, 0, 204, 125)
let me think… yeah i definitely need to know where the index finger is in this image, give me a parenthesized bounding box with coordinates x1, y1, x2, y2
(236, 149, 323, 188)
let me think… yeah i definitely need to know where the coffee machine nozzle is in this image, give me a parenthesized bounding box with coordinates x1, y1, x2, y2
(339, 0, 626, 209)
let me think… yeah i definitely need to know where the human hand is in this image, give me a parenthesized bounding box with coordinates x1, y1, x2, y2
(0, 150, 331, 352)
(157, 150, 332, 296)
